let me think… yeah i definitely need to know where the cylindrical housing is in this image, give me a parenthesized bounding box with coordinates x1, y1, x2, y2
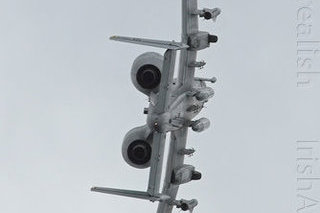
(131, 52, 164, 95)
(195, 87, 214, 101)
(191, 117, 211, 132)
(122, 125, 152, 169)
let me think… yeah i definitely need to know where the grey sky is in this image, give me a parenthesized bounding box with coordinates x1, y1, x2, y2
(1, 0, 320, 213)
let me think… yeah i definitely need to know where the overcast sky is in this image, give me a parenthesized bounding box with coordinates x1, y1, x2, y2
(0, 0, 320, 213)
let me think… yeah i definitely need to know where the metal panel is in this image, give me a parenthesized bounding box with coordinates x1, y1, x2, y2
(147, 49, 177, 196)
(110, 36, 189, 50)
(157, 0, 199, 212)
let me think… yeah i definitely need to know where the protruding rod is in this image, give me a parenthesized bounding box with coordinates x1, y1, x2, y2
(178, 148, 195, 156)
(193, 8, 221, 21)
(194, 77, 217, 83)
(188, 61, 206, 68)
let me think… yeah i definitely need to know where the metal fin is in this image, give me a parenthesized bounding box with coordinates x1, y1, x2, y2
(91, 187, 170, 202)
(110, 36, 189, 50)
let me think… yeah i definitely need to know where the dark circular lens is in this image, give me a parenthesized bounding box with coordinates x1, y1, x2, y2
(143, 71, 155, 82)
(133, 145, 146, 159)
(127, 140, 152, 165)
(181, 203, 189, 211)
(204, 12, 212, 20)
(191, 171, 202, 180)
(136, 65, 161, 89)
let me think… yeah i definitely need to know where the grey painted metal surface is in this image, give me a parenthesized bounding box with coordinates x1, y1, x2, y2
(110, 36, 189, 50)
(92, 0, 221, 212)
(91, 187, 170, 202)
(148, 49, 177, 196)
(157, 1, 200, 212)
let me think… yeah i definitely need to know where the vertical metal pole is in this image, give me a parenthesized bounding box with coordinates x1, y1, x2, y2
(156, 0, 199, 212)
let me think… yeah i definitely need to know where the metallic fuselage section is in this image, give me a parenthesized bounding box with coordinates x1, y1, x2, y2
(146, 80, 207, 133)
(91, 1, 221, 212)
